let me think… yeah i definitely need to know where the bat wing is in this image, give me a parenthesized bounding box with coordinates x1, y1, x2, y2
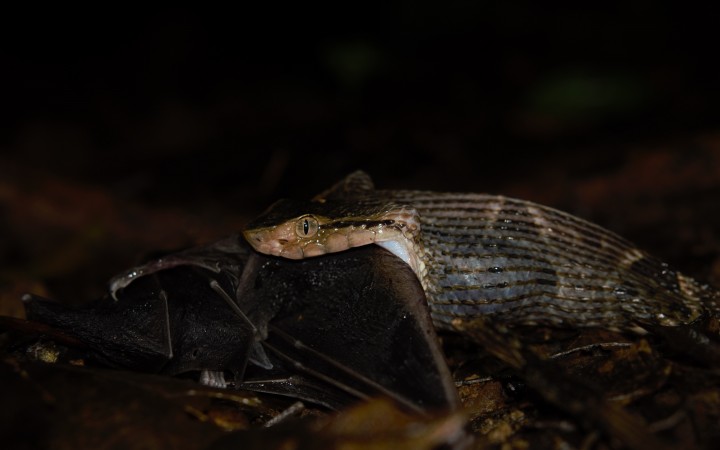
(240, 246, 459, 411)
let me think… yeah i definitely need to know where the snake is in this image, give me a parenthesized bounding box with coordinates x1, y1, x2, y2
(243, 171, 720, 332)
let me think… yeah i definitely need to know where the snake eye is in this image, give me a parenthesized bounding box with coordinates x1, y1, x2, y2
(295, 215, 319, 238)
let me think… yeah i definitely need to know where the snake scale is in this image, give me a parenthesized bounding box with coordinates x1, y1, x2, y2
(244, 171, 720, 334)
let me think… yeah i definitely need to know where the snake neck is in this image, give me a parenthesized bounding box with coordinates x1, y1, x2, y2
(366, 189, 719, 330)
(376, 235, 431, 292)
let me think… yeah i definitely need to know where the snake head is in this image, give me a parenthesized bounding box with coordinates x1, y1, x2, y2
(243, 200, 323, 259)
(243, 199, 420, 260)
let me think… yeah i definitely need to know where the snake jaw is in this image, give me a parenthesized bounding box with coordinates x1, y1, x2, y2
(301, 241, 327, 257)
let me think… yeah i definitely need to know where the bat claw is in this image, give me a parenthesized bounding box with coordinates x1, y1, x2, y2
(199, 370, 227, 389)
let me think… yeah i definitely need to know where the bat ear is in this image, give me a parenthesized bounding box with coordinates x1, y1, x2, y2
(314, 170, 375, 201)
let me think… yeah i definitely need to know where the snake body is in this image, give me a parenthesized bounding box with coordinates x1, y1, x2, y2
(244, 172, 719, 331)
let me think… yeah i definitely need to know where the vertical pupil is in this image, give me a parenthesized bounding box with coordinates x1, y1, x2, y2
(303, 219, 309, 235)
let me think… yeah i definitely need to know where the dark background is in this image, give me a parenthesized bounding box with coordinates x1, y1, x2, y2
(2, 4, 720, 303)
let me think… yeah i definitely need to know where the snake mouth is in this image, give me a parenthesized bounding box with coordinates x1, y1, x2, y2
(243, 229, 306, 259)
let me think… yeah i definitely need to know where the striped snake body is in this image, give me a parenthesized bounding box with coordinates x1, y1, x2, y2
(244, 172, 719, 332)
